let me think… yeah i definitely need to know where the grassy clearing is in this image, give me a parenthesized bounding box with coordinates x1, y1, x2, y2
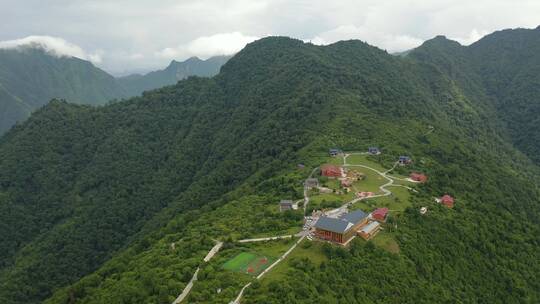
(346, 154, 387, 172)
(261, 240, 327, 282)
(243, 238, 296, 257)
(349, 168, 387, 193)
(223, 252, 257, 271)
(222, 252, 275, 276)
(371, 231, 400, 254)
(350, 186, 411, 213)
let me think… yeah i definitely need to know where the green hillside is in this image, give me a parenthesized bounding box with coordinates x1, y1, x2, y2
(0, 35, 538, 304)
(408, 27, 540, 164)
(0, 48, 229, 135)
(0, 47, 128, 134)
(118, 55, 231, 96)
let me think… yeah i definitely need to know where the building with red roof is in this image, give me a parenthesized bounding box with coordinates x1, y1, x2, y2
(410, 172, 428, 183)
(372, 208, 389, 222)
(321, 164, 341, 177)
(340, 179, 353, 188)
(441, 195, 454, 208)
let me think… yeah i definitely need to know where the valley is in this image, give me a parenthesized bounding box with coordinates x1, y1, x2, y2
(0, 33, 538, 304)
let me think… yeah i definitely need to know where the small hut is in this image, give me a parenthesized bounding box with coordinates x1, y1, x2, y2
(440, 195, 454, 208)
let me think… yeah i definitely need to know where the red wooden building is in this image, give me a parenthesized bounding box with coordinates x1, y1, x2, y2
(441, 195, 454, 208)
(321, 164, 341, 177)
(341, 179, 353, 187)
(372, 207, 389, 222)
(410, 172, 428, 183)
(314, 210, 368, 244)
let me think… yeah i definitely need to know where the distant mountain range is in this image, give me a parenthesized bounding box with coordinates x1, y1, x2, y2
(118, 55, 231, 96)
(0, 28, 539, 304)
(0, 48, 230, 134)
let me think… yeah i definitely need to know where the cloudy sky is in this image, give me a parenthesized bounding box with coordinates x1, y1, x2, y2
(1, 0, 538, 75)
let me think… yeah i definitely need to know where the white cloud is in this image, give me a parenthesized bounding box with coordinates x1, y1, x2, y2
(451, 29, 490, 45)
(1, 0, 539, 74)
(156, 32, 260, 60)
(0, 35, 103, 64)
(307, 25, 424, 52)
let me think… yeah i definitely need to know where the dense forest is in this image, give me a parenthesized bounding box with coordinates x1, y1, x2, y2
(118, 55, 231, 96)
(0, 29, 539, 304)
(0, 49, 229, 134)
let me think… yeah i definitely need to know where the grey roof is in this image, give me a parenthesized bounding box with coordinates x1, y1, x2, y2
(360, 221, 380, 234)
(305, 178, 319, 185)
(315, 210, 367, 234)
(314, 217, 353, 234)
(280, 200, 293, 206)
(340, 210, 367, 224)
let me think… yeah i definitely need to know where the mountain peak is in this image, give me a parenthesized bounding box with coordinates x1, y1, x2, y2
(425, 35, 461, 46)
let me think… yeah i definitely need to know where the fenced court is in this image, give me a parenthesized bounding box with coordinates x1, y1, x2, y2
(222, 252, 274, 276)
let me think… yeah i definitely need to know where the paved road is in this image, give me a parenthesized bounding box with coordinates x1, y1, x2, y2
(204, 242, 223, 262)
(238, 235, 293, 243)
(232, 282, 252, 304)
(325, 158, 405, 216)
(172, 268, 200, 304)
(232, 235, 306, 304)
(229, 157, 416, 303)
(171, 241, 224, 304)
(303, 166, 320, 215)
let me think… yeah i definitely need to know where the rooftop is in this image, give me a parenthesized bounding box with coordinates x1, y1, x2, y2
(315, 210, 367, 234)
(314, 217, 353, 234)
(359, 221, 380, 234)
(280, 200, 293, 206)
(340, 210, 367, 224)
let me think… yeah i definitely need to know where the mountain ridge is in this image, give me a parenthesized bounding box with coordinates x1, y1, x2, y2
(0, 48, 231, 135)
(0, 32, 539, 303)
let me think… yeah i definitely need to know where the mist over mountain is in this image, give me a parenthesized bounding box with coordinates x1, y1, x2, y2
(118, 55, 231, 96)
(0, 48, 230, 134)
(0, 28, 538, 304)
(0, 47, 127, 134)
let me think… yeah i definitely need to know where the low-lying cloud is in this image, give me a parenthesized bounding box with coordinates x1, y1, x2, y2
(1, 0, 538, 75)
(0, 35, 103, 63)
(156, 32, 260, 60)
(307, 25, 424, 52)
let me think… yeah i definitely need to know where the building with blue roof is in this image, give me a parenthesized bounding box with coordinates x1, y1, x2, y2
(368, 147, 380, 155)
(329, 148, 342, 157)
(314, 209, 368, 244)
(398, 155, 412, 165)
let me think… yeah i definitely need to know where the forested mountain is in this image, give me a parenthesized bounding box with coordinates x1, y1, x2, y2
(118, 55, 231, 96)
(0, 32, 539, 304)
(409, 26, 540, 164)
(0, 48, 229, 135)
(0, 47, 128, 134)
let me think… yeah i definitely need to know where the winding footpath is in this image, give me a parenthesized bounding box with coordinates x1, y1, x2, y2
(231, 166, 317, 303)
(303, 166, 320, 215)
(171, 241, 223, 304)
(238, 235, 293, 243)
(230, 153, 415, 303)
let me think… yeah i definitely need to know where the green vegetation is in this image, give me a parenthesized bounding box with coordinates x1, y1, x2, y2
(118, 56, 231, 96)
(408, 28, 540, 164)
(0, 47, 128, 134)
(0, 32, 539, 304)
(222, 252, 273, 276)
(0, 48, 229, 135)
